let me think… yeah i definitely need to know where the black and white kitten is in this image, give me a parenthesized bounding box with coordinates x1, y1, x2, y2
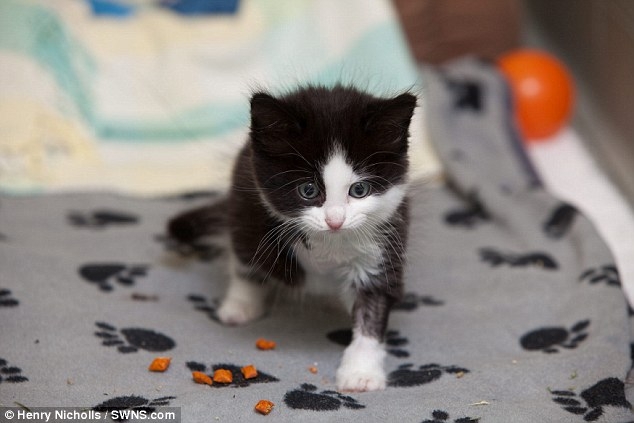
(169, 85, 415, 392)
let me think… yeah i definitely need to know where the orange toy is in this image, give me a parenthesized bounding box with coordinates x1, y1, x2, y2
(497, 49, 575, 142)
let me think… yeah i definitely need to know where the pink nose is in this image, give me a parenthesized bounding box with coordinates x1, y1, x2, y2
(326, 218, 344, 230)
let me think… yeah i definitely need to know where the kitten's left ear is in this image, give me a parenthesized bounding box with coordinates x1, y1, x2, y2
(363, 93, 417, 140)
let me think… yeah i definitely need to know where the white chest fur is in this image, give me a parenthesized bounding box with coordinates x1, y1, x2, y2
(293, 232, 384, 298)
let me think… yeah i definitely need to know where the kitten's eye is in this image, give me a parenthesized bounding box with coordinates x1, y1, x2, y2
(298, 182, 320, 199)
(349, 181, 371, 198)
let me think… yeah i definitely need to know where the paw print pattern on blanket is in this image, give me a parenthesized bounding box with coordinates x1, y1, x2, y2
(93, 395, 176, 419)
(94, 322, 175, 353)
(68, 210, 139, 229)
(162, 190, 220, 201)
(187, 294, 220, 323)
(186, 362, 279, 388)
(520, 320, 590, 353)
(444, 202, 490, 229)
(283, 383, 365, 411)
(479, 248, 559, 270)
(579, 265, 621, 287)
(79, 264, 149, 292)
(421, 409, 479, 423)
(388, 363, 470, 388)
(0, 358, 28, 383)
(0, 288, 19, 307)
(445, 78, 483, 112)
(393, 292, 444, 311)
(550, 377, 632, 421)
(543, 203, 578, 239)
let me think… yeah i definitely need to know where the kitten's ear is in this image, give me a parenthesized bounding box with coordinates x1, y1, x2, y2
(363, 93, 417, 142)
(250, 92, 303, 135)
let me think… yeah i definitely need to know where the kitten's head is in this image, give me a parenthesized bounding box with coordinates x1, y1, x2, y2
(248, 85, 416, 233)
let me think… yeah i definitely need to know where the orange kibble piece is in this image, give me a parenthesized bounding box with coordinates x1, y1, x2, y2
(308, 366, 318, 374)
(148, 357, 171, 372)
(255, 338, 276, 350)
(192, 371, 212, 386)
(213, 368, 233, 384)
(255, 399, 274, 415)
(241, 365, 258, 380)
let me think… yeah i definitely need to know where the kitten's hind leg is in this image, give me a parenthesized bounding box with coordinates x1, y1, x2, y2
(167, 199, 227, 243)
(217, 254, 268, 326)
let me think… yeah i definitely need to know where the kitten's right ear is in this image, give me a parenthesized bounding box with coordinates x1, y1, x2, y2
(250, 92, 303, 135)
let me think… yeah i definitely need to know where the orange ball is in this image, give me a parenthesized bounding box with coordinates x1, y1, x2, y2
(497, 49, 575, 142)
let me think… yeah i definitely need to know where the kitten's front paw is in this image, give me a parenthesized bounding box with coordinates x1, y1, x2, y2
(336, 332, 387, 392)
(336, 365, 386, 392)
(217, 297, 264, 326)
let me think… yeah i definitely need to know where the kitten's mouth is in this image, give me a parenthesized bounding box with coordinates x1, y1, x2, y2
(325, 225, 349, 234)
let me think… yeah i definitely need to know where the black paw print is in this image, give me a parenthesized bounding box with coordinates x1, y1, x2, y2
(79, 263, 148, 292)
(393, 292, 444, 311)
(444, 202, 489, 229)
(0, 358, 28, 383)
(551, 377, 632, 421)
(186, 362, 279, 388)
(520, 320, 589, 353)
(422, 410, 479, 423)
(155, 234, 224, 262)
(283, 383, 365, 411)
(479, 248, 558, 270)
(326, 328, 410, 358)
(579, 265, 620, 287)
(93, 395, 176, 422)
(543, 203, 577, 239)
(445, 78, 483, 112)
(385, 330, 410, 358)
(187, 294, 220, 322)
(162, 190, 220, 201)
(388, 363, 469, 388)
(0, 288, 19, 307)
(94, 322, 175, 353)
(68, 210, 139, 229)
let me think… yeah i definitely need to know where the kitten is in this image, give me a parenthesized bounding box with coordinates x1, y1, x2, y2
(168, 85, 416, 392)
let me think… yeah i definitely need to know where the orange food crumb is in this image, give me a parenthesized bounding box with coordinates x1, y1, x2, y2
(241, 364, 258, 379)
(255, 399, 274, 415)
(192, 371, 212, 386)
(213, 368, 233, 384)
(148, 357, 171, 372)
(255, 338, 276, 350)
(308, 366, 318, 374)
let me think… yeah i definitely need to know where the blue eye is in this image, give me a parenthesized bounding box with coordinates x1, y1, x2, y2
(349, 181, 371, 198)
(298, 182, 319, 199)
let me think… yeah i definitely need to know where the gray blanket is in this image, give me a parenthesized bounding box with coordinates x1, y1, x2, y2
(1, 60, 632, 423)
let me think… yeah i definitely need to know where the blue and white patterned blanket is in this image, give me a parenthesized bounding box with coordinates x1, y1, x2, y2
(0, 0, 438, 194)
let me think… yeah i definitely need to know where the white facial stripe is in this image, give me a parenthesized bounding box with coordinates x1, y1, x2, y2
(320, 150, 357, 229)
(322, 150, 357, 207)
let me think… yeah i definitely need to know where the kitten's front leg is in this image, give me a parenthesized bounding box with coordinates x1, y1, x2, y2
(336, 290, 393, 392)
(217, 253, 268, 326)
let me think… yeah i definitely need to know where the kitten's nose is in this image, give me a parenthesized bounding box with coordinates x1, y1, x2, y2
(326, 218, 344, 231)
(325, 207, 345, 231)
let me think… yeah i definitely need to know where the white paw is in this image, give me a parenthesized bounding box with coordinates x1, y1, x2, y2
(335, 332, 387, 392)
(336, 365, 386, 392)
(217, 297, 264, 326)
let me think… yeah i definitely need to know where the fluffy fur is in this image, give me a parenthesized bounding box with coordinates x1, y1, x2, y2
(168, 85, 416, 392)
